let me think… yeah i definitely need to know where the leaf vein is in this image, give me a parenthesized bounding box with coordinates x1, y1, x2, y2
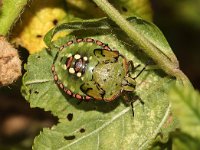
(59, 107, 130, 149)
(139, 103, 171, 149)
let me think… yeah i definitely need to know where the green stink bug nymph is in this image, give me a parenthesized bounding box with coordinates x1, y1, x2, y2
(50, 38, 145, 111)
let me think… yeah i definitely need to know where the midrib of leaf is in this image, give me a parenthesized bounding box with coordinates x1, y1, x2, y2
(139, 103, 172, 150)
(58, 93, 171, 150)
(58, 107, 130, 150)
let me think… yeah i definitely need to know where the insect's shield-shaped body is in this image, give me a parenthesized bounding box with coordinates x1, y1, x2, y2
(51, 38, 137, 102)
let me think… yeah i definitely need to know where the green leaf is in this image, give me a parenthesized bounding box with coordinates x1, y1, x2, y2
(172, 131, 200, 150)
(0, 0, 28, 35)
(65, 0, 153, 21)
(44, 17, 177, 65)
(22, 18, 177, 149)
(109, 0, 153, 21)
(169, 85, 200, 149)
(169, 85, 200, 138)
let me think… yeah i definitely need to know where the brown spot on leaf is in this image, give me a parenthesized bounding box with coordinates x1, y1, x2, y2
(53, 19, 58, 25)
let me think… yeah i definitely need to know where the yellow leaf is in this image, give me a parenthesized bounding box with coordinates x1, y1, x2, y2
(12, 0, 68, 54)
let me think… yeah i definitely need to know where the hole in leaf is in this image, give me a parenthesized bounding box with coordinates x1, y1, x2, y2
(121, 6, 128, 12)
(67, 113, 73, 121)
(36, 35, 42, 38)
(80, 128, 85, 133)
(53, 19, 58, 25)
(64, 135, 75, 140)
(34, 91, 39, 94)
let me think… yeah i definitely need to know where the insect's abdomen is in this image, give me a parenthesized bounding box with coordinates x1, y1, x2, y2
(52, 38, 105, 100)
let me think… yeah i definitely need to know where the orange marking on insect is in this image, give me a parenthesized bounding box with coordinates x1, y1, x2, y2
(66, 56, 73, 69)
(96, 40, 103, 46)
(54, 75, 58, 81)
(65, 41, 73, 46)
(59, 45, 64, 51)
(66, 90, 72, 96)
(85, 96, 91, 101)
(51, 65, 55, 72)
(76, 94, 82, 100)
(59, 84, 64, 89)
(86, 38, 94, 42)
(104, 45, 110, 50)
(76, 38, 83, 43)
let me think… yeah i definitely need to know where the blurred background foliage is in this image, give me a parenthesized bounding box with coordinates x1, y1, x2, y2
(152, 0, 200, 89)
(0, 0, 200, 149)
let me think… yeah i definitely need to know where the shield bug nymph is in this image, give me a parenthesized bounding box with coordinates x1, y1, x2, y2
(50, 38, 146, 114)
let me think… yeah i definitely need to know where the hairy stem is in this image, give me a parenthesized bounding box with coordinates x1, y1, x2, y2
(0, 0, 28, 36)
(93, 0, 192, 87)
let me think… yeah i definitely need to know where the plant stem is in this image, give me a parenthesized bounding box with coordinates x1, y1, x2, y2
(93, 0, 192, 87)
(0, 0, 28, 36)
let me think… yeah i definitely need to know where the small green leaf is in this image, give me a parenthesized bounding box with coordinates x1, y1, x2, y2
(169, 85, 200, 138)
(172, 131, 200, 150)
(22, 17, 177, 149)
(0, 0, 28, 35)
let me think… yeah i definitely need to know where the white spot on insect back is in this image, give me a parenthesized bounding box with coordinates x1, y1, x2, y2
(77, 72, 82, 77)
(69, 68, 75, 74)
(83, 56, 88, 61)
(74, 54, 81, 59)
